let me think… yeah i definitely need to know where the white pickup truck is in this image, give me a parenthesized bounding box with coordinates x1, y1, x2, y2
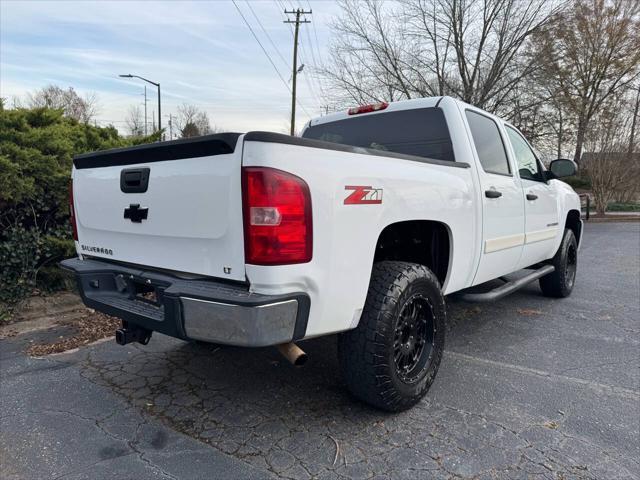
(62, 96, 581, 411)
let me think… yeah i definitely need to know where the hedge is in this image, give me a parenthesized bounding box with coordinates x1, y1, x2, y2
(0, 103, 158, 320)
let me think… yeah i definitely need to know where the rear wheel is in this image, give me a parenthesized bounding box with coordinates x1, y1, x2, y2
(338, 261, 446, 412)
(539, 228, 578, 298)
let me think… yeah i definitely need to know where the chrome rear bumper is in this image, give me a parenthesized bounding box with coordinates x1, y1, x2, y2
(60, 257, 309, 347)
(181, 297, 299, 346)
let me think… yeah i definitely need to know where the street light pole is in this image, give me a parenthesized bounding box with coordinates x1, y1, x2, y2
(157, 83, 161, 138)
(142, 85, 147, 136)
(119, 74, 161, 136)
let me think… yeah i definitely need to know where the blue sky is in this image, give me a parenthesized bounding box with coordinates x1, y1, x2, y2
(0, 0, 341, 134)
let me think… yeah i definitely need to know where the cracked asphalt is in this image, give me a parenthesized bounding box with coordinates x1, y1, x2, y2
(1, 222, 639, 479)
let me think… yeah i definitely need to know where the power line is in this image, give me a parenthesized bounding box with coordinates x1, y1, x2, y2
(232, 0, 289, 92)
(299, 24, 324, 105)
(275, 0, 294, 37)
(245, 0, 289, 69)
(307, 0, 323, 67)
(303, 4, 321, 70)
(301, 65, 321, 106)
(304, 2, 329, 104)
(302, 19, 318, 68)
(232, 0, 311, 118)
(296, 42, 323, 106)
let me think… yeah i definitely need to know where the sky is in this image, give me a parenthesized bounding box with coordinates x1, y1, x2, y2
(0, 0, 342, 135)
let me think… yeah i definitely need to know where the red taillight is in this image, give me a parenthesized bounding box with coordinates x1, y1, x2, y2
(69, 180, 78, 241)
(242, 167, 312, 265)
(347, 102, 389, 115)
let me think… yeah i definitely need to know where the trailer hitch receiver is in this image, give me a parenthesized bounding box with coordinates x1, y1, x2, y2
(115, 322, 152, 345)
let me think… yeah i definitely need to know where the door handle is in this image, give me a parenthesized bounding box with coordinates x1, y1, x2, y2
(485, 190, 502, 198)
(526, 193, 538, 201)
(120, 168, 150, 193)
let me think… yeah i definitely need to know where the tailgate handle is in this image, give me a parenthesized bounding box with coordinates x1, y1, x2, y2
(120, 168, 150, 193)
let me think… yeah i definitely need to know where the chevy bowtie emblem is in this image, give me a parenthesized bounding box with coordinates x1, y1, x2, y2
(124, 204, 148, 223)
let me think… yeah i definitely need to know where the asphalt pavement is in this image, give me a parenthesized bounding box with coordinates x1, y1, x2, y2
(1, 222, 638, 479)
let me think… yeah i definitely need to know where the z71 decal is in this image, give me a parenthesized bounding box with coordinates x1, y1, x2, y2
(344, 185, 383, 205)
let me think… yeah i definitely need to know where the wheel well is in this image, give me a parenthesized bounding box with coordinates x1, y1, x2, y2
(565, 210, 582, 246)
(373, 221, 450, 286)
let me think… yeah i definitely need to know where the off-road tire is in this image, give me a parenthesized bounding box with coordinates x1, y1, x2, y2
(338, 261, 446, 412)
(539, 228, 578, 298)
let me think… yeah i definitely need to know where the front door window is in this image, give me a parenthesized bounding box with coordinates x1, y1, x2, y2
(505, 127, 544, 182)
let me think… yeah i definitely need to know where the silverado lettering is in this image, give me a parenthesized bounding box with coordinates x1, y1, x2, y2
(81, 245, 113, 256)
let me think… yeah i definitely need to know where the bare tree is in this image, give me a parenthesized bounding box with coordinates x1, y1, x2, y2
(125, 105, 144, 137)
(176, 103, 212, 138)
(533, 0, 640, 164)
(509, 73, 576, 161)
(582, 94, 640, 214)
(627, 84, 640, 157)
(616, 85, 640, 204)
(26, 85, 99, 123)
(322, 0, 558, 113)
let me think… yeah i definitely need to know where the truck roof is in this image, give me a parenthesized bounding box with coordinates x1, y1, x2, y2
(307, 96, 444, 129)
(306, 96, 504, 132)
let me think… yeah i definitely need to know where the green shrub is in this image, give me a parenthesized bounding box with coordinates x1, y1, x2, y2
(0, 227, 40, 317)
(562, 174, 592, 190)
(0, 105, 159, 319)
(607, 202, 640, 212)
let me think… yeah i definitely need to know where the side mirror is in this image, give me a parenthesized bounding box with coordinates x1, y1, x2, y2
(548, 159, 577, 179)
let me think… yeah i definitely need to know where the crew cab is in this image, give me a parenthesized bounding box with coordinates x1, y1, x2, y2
(61, 96, 581, 411)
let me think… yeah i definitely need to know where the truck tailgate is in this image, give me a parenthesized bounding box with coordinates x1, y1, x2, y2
(72, 133, 246, 281)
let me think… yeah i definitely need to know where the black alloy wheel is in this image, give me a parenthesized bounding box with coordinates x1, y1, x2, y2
(393, 294, 436, 384)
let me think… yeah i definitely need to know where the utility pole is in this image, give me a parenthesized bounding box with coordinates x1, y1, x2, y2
(284, 8, 311, 136)
(166, 113, 174, 140)
(142, 85, 148, 136)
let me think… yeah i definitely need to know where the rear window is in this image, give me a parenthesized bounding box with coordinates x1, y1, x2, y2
(302, 108, 455, 162)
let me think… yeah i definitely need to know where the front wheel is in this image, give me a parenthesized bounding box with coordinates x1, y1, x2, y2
(539, 228, 578, 298)
(338, 261, 446, 412)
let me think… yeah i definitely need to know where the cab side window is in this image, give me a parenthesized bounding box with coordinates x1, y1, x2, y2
(465, 110, 511, 176)
(505, 126, 544, 182)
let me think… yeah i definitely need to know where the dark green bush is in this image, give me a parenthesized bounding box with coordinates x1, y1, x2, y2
(0, 227, 40, 310)
(607, 202, 640, 212)
(562, 174, 592, 190)
(0, 104, 159, 320)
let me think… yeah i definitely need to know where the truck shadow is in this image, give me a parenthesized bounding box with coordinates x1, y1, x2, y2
(83, 291, 539, 421)
(80, 290, 553, 476)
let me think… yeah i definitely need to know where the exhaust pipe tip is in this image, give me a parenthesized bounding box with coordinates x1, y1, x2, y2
(293, 352, 308, 367)
(277, 342, 307, 367)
